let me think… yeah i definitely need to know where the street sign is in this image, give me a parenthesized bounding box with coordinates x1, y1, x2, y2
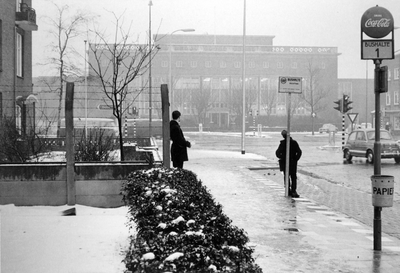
(361, 40, 393, 60)
(278, 76, 302, 93)
(98, 104, 112, 110)
(347, 113, 358, 123)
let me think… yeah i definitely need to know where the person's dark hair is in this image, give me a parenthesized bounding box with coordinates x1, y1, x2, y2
(172, 110, 181, 120)
(281, 130, 287, 138)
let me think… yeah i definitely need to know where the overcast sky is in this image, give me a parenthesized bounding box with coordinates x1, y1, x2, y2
(32, 0, 400, 78)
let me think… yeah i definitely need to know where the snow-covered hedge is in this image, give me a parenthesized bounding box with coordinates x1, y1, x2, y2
(121, 167, 262, 273)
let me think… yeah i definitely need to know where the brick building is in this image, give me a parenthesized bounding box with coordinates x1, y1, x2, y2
(84, 34, 341, 132)
(148, 34, 340, 130)
(0, 0, 38, 134)
(337, 78, 374, 127)
(381, 52, 400, 135)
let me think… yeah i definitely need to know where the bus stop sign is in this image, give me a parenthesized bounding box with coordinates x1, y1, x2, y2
(361, 6, 394, 60)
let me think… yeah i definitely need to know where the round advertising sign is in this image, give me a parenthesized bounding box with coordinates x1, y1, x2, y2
(361, 6, 394, 38)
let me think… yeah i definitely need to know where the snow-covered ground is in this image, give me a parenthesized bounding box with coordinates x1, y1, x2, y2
(1, 149, 266, 273)
(1, 204, 131, 273)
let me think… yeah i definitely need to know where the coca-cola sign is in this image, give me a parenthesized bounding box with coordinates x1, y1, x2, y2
(361, 6, 394, 38)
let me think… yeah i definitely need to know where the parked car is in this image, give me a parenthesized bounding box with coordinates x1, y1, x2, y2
(343, 129, 400, 164)
(319, 123, 338, 133)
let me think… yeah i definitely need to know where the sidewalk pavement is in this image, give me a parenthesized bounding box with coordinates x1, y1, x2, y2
(185, 149, 400, 273)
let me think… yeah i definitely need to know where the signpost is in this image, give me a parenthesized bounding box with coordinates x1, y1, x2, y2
(278, 76, 302, 197)
(361, 5, 394, 251)
(347, 113, 358, 133)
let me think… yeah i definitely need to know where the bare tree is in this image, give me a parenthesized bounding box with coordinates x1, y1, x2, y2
(260, 78, 278, 123)
(88, 13, 157, 160)
(41, 2, 92, 137)
(229, 80, 258, 130)
(301, 58, 330, 134)
(191, 87, 213, 125)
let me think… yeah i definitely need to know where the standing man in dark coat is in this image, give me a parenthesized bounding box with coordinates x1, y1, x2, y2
(275, 130, 302, 197)
(170, 110, 191, 168)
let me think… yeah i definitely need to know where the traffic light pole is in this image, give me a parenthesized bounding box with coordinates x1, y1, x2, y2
(373, 59, 382, 251)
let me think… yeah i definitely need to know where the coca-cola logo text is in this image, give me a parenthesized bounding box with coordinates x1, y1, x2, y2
(365, 18, 391, 28)
(361, 6, 394, 38)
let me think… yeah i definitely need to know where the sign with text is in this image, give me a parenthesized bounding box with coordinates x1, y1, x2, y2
(362, 40, 393, 60)
(278, 76, 302, 93)
(361, 6, 394, 60)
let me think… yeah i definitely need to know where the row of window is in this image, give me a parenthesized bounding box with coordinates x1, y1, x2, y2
(161, 60, 326, 70)
(386, 90, 399, 106)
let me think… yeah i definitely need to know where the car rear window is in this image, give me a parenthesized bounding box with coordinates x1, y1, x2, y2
(367, 131, 392, 140)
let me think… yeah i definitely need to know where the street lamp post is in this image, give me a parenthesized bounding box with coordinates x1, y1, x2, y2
(84, 40, 88, 137)
(168, 29, 195, 111)
(148, 0, 153, 137)
(241, 0, 247, 155)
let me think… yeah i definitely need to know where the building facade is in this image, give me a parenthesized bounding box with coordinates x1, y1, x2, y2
(149, 34, 340, 130)
(83, 34, 341, 131)
(0, 0, 38, 134)
(337, 78, 374, 127)
(382, 52, 400, 135)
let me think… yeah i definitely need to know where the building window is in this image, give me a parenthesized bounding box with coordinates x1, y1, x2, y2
(249, 61, 255, 68)
(205, 61, 212, 68)
(320, 62, 326, 69)
(277, 62, 283, 69)
(220, 61, 226, 68)
(161, 61, 168, 68)
(394, 90, 399, 105)
(16, 0, 22, 11)
(291, 62, 297, 69)
(388, 69, 391, 81)
(386, 93, 391, 106)
(176, 61, 183, 68)
(395, 68, 399, 80)
(394, 116, 400, 130)
(234, 62, 241, 68)
(16, 32, 23, 77)
(190, 61, 197, 68)
(263, 62, 269, 68)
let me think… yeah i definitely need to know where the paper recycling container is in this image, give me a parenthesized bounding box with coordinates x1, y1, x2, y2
(371, 175, 394, 207)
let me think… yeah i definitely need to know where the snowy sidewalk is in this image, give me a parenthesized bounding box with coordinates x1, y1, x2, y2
(185, 149, 400, 273)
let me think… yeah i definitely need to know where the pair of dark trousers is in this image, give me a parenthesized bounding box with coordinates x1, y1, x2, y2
(282, 162, 298, 191)
(173, 161, 184, 169)
(283, 171, 297, 192)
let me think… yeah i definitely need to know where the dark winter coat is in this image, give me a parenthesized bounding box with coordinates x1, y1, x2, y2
(170, 120, 190, 163)
(275, 137, 302, 173)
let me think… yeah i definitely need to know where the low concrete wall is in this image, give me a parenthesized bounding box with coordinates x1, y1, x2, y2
(0, 162, 151, 208)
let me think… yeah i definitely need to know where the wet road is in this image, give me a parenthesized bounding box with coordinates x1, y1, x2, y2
(184, 131, 400, 239)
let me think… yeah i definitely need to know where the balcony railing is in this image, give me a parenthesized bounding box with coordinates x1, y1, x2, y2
(15, 3, 38, 31)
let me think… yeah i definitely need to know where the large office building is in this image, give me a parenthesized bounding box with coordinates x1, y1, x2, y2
(146, 34, 340, 130)
(84, 34, 341, 131)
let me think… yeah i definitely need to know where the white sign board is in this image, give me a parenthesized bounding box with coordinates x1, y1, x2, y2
(278, 76, 302, 93)
(361, 40, 394, 60)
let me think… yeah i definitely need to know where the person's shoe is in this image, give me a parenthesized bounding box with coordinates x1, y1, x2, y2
(291, 191, 300, 198)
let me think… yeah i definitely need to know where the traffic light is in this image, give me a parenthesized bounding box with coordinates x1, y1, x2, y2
(343, 95, 353, 113)
(334, 99, 342, 113)
(378, 66, 388, 93)
(130, 106, 138, 116)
